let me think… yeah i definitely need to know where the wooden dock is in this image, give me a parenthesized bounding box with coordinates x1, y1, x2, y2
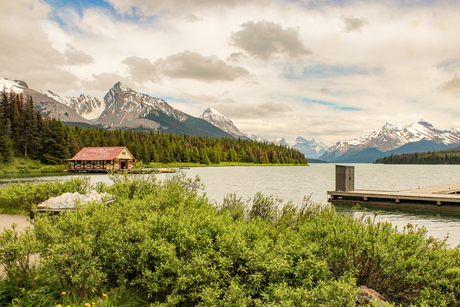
(328, 183, 460, 213)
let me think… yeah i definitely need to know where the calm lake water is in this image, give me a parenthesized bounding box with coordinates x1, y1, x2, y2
(2, 163, 460, 246)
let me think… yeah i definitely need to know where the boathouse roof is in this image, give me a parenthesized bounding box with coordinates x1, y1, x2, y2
(65, 147, 135, 161)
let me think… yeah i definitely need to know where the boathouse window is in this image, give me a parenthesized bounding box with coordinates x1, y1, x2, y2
(122, 152, 126, 155)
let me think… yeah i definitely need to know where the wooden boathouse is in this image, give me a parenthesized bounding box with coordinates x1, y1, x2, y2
(328, 165, 460, 213)
(65, 147, 136, 172)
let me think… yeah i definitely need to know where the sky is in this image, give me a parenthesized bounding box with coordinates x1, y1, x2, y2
(2, 0, 460, 144)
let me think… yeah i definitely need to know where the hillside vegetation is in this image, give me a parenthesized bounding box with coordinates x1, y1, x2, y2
(1, 172, 460, 306)
(374, 147, 460, 164)
(0, 91, 307, 169)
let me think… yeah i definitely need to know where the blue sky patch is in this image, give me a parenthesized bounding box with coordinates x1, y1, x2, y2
(283, 63, 372, 80)
(43, 0, 159, 29)
(298, 97, 362, 111)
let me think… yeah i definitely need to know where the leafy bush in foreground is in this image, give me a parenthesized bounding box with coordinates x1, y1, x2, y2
(0, 176, 92, 214)
(1, 172, 460, 306)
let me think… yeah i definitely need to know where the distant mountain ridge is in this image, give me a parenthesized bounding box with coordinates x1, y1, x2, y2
(320, 119, 460, 162)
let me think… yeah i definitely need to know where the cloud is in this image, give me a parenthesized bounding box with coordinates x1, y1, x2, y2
(260, 101, 291, 113)
(0, 0, 79, 91)
(64, 44, 95, 66)
(103, 0, 270, 16)
(283, 62, 375, 79)
(440, 77, 460, 93)
(184, 13, 202, 22)
(218, 101, 291, 119)
(230, 20, 312, 60)
(123, 51, 250, 83)
(81, 72, 132, 91)
(227, 52, 248, 62)
(176, 91, 236, 104)
(341, 16, 369, 32)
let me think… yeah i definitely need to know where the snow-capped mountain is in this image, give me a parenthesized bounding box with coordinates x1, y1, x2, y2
(0, 78, 91, 125)
(245, 133, 269, 143)
(200, 107, 245, 138)
(272, 137, 288, 146)
(320, 119, 460, 162)
(292, 137, 328, 158)
(96, 82, 188, 129)
(40, 91, 104, 121)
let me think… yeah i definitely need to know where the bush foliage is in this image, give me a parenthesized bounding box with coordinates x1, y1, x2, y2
(1, 172, 460, 306)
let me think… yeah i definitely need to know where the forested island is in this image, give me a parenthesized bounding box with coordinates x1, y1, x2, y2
(0, 92, 307, 172)
(374, 147, 460, 164)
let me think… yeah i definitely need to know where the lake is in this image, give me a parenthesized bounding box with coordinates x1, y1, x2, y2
(2, 163, 460, 246)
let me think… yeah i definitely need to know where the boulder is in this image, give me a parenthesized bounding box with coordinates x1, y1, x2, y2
(37, 190, 113, 209)
(357, 286, 386, 306)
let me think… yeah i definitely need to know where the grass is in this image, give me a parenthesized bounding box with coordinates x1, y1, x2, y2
(149, 161, 308, 168)
(0, 159, 307, 175)
(0, 157, 65, 174)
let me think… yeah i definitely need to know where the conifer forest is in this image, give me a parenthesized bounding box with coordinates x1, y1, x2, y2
(0, 92, 307, 165)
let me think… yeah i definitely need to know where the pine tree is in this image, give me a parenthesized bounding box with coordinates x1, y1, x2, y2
(40, 118, 70, 165)
(0, 119, 14, 163)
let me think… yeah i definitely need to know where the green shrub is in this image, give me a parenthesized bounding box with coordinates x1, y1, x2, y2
(1, 172, 460, 306)
(0, 176, 92, 213)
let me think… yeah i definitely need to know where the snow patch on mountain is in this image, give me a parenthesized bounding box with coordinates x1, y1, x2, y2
(97, 82, 188, 129)
(200, 107, 244, 138)
(245, 133, 269, 143)
(292, 137, 328, 158)
(272, 138, 288, 146)
(322, 119, 460, 161)
(0, 78, 27, 93)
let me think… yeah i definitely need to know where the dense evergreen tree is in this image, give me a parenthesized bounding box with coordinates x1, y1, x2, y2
(40, 118, 70, 164)
(0, 119, 14, 163)
(374, 148, 460, 164)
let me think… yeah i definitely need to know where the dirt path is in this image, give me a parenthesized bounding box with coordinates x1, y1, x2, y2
(0, 214, 31, 232)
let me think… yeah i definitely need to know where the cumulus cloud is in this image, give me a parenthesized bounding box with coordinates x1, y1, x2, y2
(230, 20, 312, 60)
(341, 16, 369, 32)
(227, 52, 248, 62)
(123, 51, 250, 83)
(64, 44, 95, 66)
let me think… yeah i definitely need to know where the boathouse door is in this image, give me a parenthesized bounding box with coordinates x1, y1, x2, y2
(120, 160, 127, 169)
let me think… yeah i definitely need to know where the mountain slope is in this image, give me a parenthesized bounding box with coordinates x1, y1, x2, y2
(292, 137, 328, 159)
(200, 107, 245, 138)
(320, 119, 460, 162)
(95, 82, 234, 138)
(0, 78, 92, 126)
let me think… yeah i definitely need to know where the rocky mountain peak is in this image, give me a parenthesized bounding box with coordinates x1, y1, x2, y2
(409, 118, 433, 129)
(200, 107, 244, 138)
(382, 122, 400, 131)
(112, 81, 130, 92)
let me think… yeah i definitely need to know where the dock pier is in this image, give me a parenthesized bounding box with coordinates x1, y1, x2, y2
(327, 165, 460, 213)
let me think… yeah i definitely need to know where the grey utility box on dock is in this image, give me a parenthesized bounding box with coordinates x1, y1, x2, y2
(335, 165, 354, 191)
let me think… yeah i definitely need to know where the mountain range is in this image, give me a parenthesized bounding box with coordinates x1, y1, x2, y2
(319, 120, 460, 162)
(3, 77, 459, 162)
